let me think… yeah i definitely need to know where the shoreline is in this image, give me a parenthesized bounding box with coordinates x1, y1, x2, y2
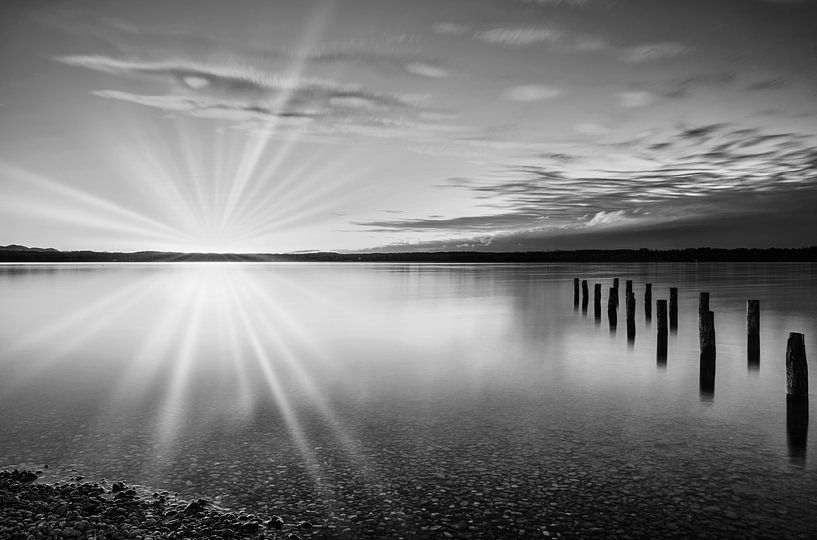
(0, 469, 314, 539)
(2, 247, 817, 263)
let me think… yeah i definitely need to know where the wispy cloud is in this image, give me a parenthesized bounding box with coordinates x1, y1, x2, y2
(620, 42, 689, 63)
(585, 209, 634, 228)
(433, 19, 609, 53)
(573, 122, 613, 136)
(663, 72, 736, 98)
(55, 54, 470, 144)
(355, 124, 817, 241)
(91, 90, 317, 123)
(746, 78, 787, 91)
(474, 27, 563, 46)
(616, 90, 656, 107)
(432, 22, 472, 36)
(504, 84, 562, 102)
(304, 42, 450, 78)
(436, 22, 695, 64)
(404, 62, 449, 78)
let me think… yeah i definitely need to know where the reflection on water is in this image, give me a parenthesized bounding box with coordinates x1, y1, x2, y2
(0, 262, 816, 533)
(699, 353, 716, 402)
(788, 396, 809, 463)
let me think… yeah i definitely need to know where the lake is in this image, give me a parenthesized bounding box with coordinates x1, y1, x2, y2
(1, 262, 816, 537)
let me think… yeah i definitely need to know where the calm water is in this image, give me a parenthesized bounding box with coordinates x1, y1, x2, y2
(1, 262, 816, 537)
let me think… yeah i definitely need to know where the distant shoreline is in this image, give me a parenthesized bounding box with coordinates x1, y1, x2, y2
(1, 246, 816, 263)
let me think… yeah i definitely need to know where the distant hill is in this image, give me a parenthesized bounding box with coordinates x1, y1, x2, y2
(0, 244, 59, 252)
(0, 246, 816, 262)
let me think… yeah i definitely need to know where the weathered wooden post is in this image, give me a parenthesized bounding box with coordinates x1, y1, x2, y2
(656, 299, 668, 362)
(786, 333, 808, 397)
(698, 292, 710, 353)
(626, 291, 636, 342)
(613, 278, 619, 308)
(594, 283, 602, 321)
(786, 332, 808, 462)
(699, 292, 709, 314)
(581, 280, 589, 313)
(644, 283, 652, 321)
(573, 278, 580, 307)
(699, 310, 716, 358)
(669, 287, 678, 331)
(625, 280, 633, 297)
(608, 287, 617, 330)
(747, 300, 760, 368)
(699, 310, 716, 399)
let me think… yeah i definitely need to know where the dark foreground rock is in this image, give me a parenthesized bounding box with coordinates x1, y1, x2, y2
(0, 469, 309, 539)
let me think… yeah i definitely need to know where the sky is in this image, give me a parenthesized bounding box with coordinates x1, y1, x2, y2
(0, 0, 816, 253)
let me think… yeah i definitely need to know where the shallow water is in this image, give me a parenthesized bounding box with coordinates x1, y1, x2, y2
(1, 262, 816, 537)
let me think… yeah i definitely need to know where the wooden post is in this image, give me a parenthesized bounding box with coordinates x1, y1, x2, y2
(644, 283, 652, 321)
(785, 333, 808, 461)
(626, 292, 636, 342)
(573, 278, 580, 307)
(657, 300, 668, 336)
(699, 310, 716, 357)
(699, 292, 709, 314)
(669, 287, 678, 331)
(786, 333, 808, 397)
(747, 300, 760, 368)
(581, 280, 589, 313)
(613, 278, 619, 309)
(625, 280, 632, 296)
(698, 309, 716, 399)
(656, 299, 668, 362)
(607, 287, 617, 330)
(594, 283, 602, 321)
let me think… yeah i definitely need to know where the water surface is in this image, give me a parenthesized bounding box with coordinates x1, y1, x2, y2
(1, 263, 815, 537)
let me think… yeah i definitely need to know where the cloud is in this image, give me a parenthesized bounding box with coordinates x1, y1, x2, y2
(574, 122, 613, 136)
(663, 72, 736, 98)
(504, 84, 562, 102)
(746, 78, 787, 91)
(56, 55, 416, 111)
(404, 62, 449, 78)
(55, 53, 476, 145)
(304, 44, 450, 78)
(356, 124, 817, 243)
(92, 90, 323, 123)
(585, 210, 633, 227)
(354, 212, 546, 233)
(620, 42, 689, 63)
(432, 22, 472, 36)
(474, 27, 563, 46)
(616, 90, 656, 107)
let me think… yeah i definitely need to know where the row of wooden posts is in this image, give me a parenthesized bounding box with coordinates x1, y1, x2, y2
(574, 276, 809, 460)
(572, 277, 809, 399)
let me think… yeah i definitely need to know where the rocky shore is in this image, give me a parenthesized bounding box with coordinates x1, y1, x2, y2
(0, 469, 314, 539)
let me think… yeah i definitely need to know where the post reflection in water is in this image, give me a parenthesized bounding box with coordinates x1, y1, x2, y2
(787, 396, 809, 464)
(747, 300, 761, 370)
(656, 342, 667, 369)
(699, 352, 716, 402)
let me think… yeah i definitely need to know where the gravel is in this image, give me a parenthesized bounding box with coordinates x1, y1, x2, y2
(0, 469, 311, 539)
